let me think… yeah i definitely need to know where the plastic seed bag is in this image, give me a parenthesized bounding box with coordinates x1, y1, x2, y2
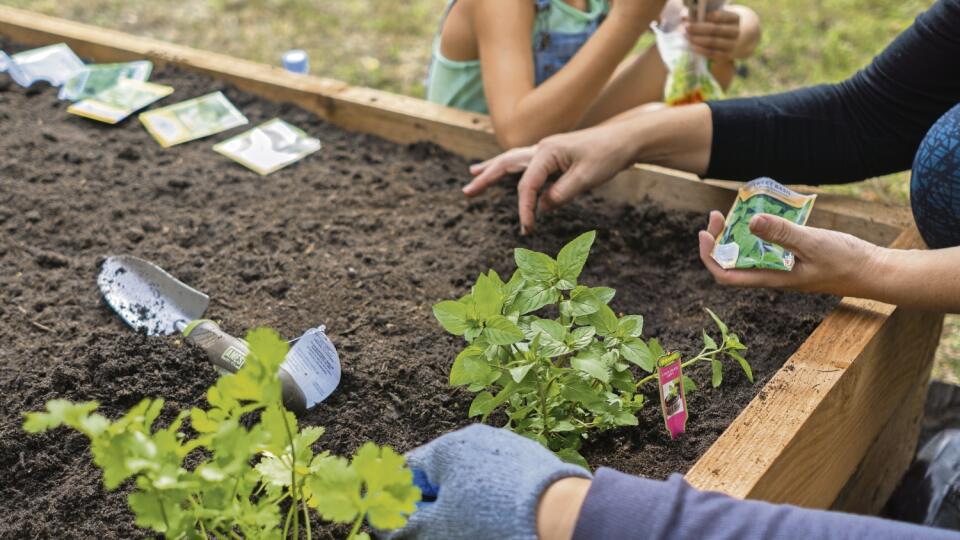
(711, 178, 817, 271)
(654, 0, 725, 106)
(2, 43, 85, 88)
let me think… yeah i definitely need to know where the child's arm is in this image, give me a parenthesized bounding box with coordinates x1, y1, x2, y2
(472, 0, 664, 149)
(576, 3, 761, 127)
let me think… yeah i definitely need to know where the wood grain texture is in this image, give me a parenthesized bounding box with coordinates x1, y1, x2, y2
(0, 6, 945, 511)
(831, 361, 935, 515)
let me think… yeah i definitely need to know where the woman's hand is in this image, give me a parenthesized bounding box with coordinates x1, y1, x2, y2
(465, 123, 639, 234)
(698, 210, 883, 296)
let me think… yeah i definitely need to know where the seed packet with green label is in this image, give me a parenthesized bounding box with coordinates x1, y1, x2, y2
(59, 60, 153, 101)
(139, 91, 248, 147)
(213, 118, 322, 175)
(68, 79, 174, 124)
(711, 178, 816, 271)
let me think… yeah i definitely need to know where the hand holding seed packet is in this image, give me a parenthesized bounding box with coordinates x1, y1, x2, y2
(139, 91, 248, 147)
(213, 119, 321, 175)
(711, 178, 817, 271)
(68, 78, 174, 124)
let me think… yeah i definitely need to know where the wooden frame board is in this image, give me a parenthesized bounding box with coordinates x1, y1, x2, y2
(0, 6, 943, 513)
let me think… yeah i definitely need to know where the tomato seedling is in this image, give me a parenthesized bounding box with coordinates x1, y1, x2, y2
(433, 231, 752, 467)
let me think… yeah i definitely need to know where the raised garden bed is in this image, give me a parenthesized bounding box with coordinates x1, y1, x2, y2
(0, 5, 947, 538)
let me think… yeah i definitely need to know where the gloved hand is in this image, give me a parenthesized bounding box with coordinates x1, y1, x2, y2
(383, 424, 592, 540)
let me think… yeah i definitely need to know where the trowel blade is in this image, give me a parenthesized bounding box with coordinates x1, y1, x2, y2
(97, 255, 209, 336)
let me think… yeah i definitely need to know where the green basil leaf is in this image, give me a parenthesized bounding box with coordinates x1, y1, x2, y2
(728, 349, 754, 383)
(557, 230, 596, 283)
(483, 315, 524, 345)
(514, 248, 558, 283)
(432, 300, 470, 335)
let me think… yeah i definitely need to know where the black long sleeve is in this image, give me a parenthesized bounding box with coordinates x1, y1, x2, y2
(706, 0, 960, 184)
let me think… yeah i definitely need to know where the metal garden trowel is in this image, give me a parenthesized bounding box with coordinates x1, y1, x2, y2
(97, 255, 341, 413)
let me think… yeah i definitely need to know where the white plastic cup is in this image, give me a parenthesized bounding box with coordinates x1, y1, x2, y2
(282, 49, 309, 74)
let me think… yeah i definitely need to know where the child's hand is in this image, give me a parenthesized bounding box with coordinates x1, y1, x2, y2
(684, 9, 742, 62)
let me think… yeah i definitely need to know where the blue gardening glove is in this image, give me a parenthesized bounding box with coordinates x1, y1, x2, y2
(383, 424, 592, 540)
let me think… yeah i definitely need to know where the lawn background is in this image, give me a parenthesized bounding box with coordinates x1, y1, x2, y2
(6, 0, 958, 381)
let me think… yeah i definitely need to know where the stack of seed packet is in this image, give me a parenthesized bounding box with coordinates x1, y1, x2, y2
(68, 79, 174, 124)
(213, 119, 322, 175)
(140, 92, 249, 147)
(59, 60, 153, 101)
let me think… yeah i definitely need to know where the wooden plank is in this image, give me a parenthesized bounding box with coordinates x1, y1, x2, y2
(0, 5, 907, 245)
(831, 368, 934, 515)
(685, 227, 945, 508)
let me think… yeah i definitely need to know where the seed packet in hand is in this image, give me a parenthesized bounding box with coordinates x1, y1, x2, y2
(213, 119, 321, 175)
(59, 60, 153, 101)
(139, 91, 248, 147)
(68, 79, 174, 124)
(711, 178, 817, 271)
(5, 43, 85, 88)
(0, 51, 11, 72)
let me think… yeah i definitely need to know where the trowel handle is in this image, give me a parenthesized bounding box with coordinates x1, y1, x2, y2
(182, 320, 249, 374)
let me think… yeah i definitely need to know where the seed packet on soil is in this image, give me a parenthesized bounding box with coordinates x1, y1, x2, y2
(3, 43, 85, 88)
(139, 91, 248, 147)
(68, 79, 174, 124)
(712, 177, 817, 271)
(654, 0, 726, 105)
(58, 60, 153, 101)
(213, 118, 322, 175)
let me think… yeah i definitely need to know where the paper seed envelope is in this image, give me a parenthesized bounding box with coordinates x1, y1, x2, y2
(59, 60, 153, 101)
(139, 91, 248, 147)
(68, 79, 174, 124)
(213, 119, 322, 175)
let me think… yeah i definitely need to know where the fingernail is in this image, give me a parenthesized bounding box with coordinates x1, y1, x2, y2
(520, 224, 528, 236)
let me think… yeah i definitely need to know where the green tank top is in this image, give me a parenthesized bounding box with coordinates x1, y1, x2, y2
(426, 0, 609, 114)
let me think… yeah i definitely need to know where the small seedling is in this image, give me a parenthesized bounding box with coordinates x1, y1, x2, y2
(433, 231, 752, 467)
(23, 328, 419, 540)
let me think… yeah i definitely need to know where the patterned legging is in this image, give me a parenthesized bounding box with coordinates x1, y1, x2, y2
(912, 102, 960, 249)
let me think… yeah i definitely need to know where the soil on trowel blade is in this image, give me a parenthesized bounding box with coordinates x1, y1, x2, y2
(0, 38, 837, 538)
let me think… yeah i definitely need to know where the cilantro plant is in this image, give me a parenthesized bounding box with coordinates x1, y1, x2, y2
(433, 231, 752, 467)
(23, 328, 419, 540)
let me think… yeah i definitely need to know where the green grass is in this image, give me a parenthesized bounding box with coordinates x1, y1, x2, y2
(4, 0, 956, 379)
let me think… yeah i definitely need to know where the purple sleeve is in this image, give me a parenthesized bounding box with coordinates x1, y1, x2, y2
(571, 468, 960, 540)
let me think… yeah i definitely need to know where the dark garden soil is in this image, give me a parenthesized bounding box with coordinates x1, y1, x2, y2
(0, 38, 838, 539)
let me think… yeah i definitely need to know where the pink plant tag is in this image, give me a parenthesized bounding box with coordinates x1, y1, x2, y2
(657, 352, 688, 440)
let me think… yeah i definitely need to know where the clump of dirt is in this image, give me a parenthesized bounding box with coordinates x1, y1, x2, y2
(0, 37, 837, 538)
